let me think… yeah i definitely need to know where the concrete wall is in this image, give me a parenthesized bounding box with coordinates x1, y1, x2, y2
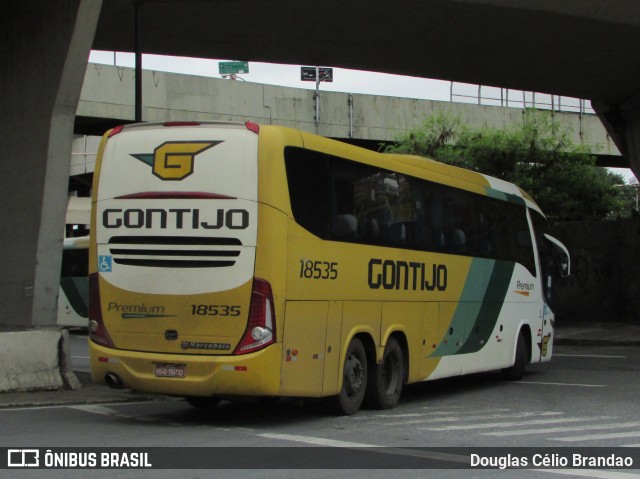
(78, 64, 619, 156)
(0, 330, 79, 392)
(551, 216, 640, 324)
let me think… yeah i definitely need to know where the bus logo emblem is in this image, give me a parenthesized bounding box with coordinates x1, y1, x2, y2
(7, 449, 39, 467)
(131, 141, 221, 181)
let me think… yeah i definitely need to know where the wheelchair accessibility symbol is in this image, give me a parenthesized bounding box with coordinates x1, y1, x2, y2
(99, 255, 113, 272)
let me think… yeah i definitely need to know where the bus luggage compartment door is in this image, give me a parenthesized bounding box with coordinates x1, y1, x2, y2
(280, 301, 332, 396)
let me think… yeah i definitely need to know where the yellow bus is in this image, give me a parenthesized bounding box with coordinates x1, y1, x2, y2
(89, 121, 570, 414)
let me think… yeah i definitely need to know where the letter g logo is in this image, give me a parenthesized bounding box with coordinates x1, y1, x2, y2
(131, 141, 221, 181)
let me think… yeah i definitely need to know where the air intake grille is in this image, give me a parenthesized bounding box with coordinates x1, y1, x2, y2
(108, 236, 241, 268)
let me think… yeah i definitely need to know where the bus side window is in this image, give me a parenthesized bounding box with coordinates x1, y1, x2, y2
(284, 147, 331, 238)
(510, 211, 536, 276)
(478, 202, 498, 257)
(412, 181, 445, 252)
(61, 249, 89, 278)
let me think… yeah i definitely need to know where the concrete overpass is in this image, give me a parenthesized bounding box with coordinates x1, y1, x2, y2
(3, 0, 640, 390)
(73, 63, 620, 171)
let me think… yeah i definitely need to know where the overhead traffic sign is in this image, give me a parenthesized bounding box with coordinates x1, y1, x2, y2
(219, 61, 249, 75)
(301, 67, 333, 82)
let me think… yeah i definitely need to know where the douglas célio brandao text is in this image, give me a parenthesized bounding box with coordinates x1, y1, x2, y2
(470, 452, 634, 469)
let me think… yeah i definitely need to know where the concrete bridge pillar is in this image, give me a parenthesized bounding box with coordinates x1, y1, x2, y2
(0, 0, 102, 329)
(594, 99, 640, 181)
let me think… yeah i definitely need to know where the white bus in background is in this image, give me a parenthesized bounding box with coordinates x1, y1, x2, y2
(58, 196, 91, 328)
(58, 236, 90, 328)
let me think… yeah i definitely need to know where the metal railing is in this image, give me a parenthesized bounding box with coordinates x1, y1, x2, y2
(450, 82, 595, 115)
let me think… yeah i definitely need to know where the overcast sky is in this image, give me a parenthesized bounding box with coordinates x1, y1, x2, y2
(89, 50, 636, 183)
(89, 50, 457, 101)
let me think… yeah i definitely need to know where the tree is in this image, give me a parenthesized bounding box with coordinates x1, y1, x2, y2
(384, 110, 625, 221)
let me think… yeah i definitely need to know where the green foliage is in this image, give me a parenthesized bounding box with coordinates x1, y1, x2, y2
(384, 110, 626, 221)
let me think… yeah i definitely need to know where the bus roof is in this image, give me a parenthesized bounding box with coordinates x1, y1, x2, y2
(387, 153, 542, 213)
(293, 127, 543, 214)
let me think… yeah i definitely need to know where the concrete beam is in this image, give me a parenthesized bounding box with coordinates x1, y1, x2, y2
(594, 98, 640, 181)
(0, 1, 102, 329)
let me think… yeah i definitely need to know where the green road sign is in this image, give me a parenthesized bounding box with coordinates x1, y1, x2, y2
(219, 61, 249, 75)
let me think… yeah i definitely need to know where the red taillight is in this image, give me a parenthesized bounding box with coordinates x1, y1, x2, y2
(234, 278, 275, 355)
(108, 125, 125, 137)
(245, 121, 260, 134)
(88, 273, 115, 348)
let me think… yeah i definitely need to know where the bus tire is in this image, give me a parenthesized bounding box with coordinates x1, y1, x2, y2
(333, 337, 368, 415)
(185, 396, 221, 409)
(365, 337, 404, 409)
(502, 331, 527, 381)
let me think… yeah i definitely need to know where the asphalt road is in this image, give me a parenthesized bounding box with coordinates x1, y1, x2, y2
(2, 335, 640, 478)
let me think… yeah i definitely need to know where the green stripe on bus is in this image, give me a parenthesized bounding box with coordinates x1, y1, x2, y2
(485, 187, 526, 206)
(60, 277, 89, 318)
(430, 259, 514, 357)
(457, 260, 515, 354)
(430, 258, 493, 357)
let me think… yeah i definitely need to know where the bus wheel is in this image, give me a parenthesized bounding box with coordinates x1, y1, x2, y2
(365, 337, 404, 409)
(502, 331, 527, 381)
(185, 396, 221, 409)
(334, 337, 368, 415)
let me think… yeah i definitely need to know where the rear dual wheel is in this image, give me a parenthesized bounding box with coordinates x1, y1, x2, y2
(334, 336, 405, 415)
(365, 337, 404, 410)
(334, 337, 368, 415)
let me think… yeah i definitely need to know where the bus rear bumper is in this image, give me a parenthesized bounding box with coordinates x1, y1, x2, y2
(89, 341, 282, 398)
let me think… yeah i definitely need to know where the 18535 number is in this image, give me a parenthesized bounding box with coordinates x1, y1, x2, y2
(191, 305, 241, 316)
(299, 260, 338, 280)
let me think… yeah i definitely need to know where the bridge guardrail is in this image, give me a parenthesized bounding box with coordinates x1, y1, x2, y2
(450, 82, 595, 115)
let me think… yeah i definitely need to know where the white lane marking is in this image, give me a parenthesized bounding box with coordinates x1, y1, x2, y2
(485, 421, 640, 437)
(382, 411, 562, 427)
(554, 354, 626, 359)
(258, 433, 378, 448)
(353, 408, 512, 422)
(419, 416, 615, 431)
(553, 431, 640, 442)
(67, 403, 205, 427)
(257, 433, 468, 464)
(422, 411, 561, 422)
(0, 399, 167, 412)
(257, 433, 640, 478)
(519, 381, 605, 388)
(542, 470, 640, 479)
(68, 405, 120, 416)
(421, 408, 511, 415)
(351, 413, 428, 419)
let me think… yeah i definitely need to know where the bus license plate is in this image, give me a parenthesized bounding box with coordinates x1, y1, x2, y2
(154, 363, 186, 378)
